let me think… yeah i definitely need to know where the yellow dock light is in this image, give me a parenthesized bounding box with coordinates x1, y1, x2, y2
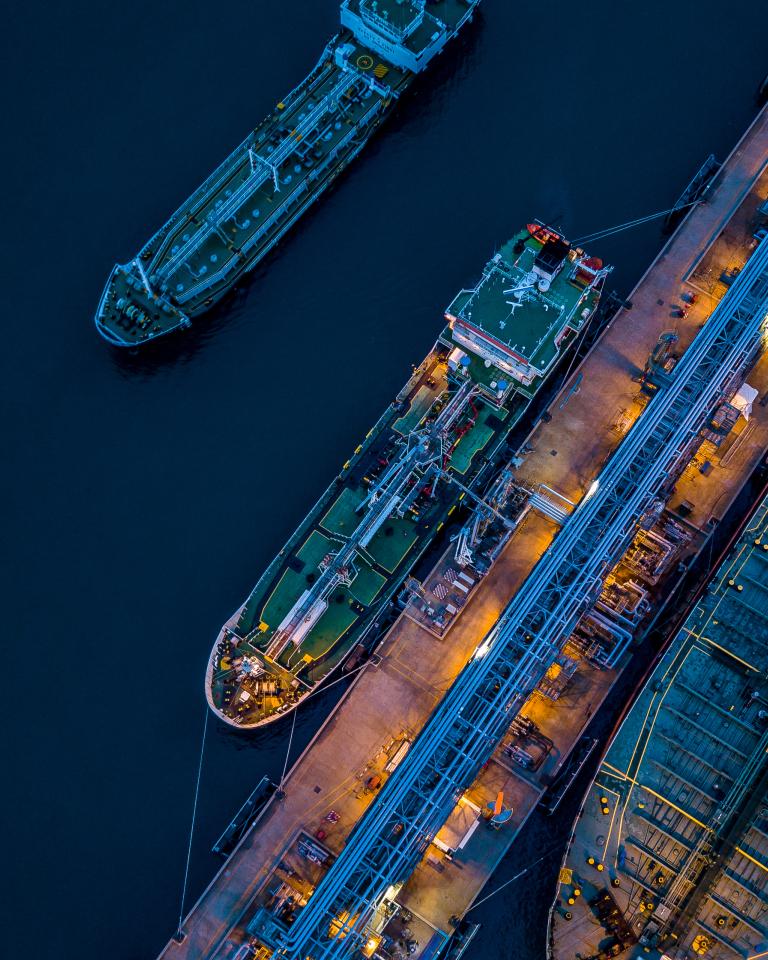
(567, 897, 575, 905)
(602, 806, 610, 815)
(362, 934, 382, 957)
(474, 639, 491, 660)
(583, 479, 600, 503)
(573, 888, 581, 897)
(596, 862, 604, 872)
(328, 910, 359, 940)
(587, 856, 596, 866)
(600, 796, 608, 804)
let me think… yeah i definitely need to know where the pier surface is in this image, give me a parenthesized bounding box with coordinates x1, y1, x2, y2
(159, 104, 768, 960)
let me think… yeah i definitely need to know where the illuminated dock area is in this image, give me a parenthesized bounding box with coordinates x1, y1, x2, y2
(161, 512, 556, 960)
(160, 106, 768, 960)
(516, 104, 768, 520)
(391, 103, 768, 959)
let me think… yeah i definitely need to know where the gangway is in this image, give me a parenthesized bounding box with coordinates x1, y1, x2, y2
(527, 487, 571, 526)
(252, 236, 768, 959)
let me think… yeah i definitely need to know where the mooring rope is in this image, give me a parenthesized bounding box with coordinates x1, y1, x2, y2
(573, 199, 700, 245)
(278, 705, 298, 793)
(465, 844, 565, 914)
(175, 654, 371, 932)
(177, 705, 209, 936)
(275, 656, 374, 796)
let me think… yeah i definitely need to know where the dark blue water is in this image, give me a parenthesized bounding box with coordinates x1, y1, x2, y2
(2, 2, 765, 957)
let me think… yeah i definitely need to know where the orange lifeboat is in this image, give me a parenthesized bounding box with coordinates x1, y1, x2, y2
(527, 222, 563, 246)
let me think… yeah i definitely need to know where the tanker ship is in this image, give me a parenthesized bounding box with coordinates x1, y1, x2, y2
(548, 491, 768, 960)
(205, 223, 610, 727)
(95, 0, 480, 347)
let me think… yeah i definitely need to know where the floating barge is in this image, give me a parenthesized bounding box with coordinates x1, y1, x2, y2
(94, 0, 480, 346)
(206, 224, 610, 727)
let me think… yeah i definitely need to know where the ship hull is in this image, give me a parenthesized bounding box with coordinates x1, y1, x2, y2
(94, 59, 402, 346)
(205, 224, 609, 729)
(94, 1, 481, 348)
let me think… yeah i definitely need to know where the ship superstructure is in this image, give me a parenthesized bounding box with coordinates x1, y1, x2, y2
(95, 0, 480, 346)
(206, 224, 610, 727)
(549, 493, 768, 960)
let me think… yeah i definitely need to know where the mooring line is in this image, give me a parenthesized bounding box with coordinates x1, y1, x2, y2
(278, 706, 298, 794)
(177, 705, 209, 936)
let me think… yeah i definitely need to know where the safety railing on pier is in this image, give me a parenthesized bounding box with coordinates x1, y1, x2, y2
(263, 237, 768, 959)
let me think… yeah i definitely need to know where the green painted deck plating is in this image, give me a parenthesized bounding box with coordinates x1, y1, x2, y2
(206, 224, 608, 728)
(96, 35, 410, 345)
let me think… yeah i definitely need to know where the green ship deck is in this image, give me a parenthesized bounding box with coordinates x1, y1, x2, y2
(206, 223, 609, 728)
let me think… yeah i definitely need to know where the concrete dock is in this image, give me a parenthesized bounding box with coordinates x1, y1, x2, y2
(158, 104, 768, 960)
